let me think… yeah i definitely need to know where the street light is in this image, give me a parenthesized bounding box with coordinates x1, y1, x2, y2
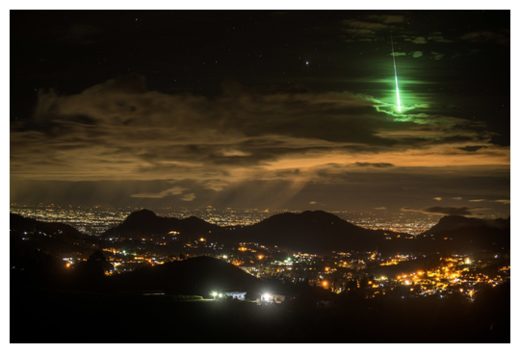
(261, 293, 273, 303)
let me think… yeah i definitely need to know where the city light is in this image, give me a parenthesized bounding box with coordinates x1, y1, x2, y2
(261, 293, 273, 302)
(321, 280, 330, 289)
(11, 207, 510, 304)
(210, 291, 224, 299)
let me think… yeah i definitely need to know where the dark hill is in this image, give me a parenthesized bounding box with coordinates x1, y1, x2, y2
(10, 213, 97, 255)
(103, 209, 413, 253)
(423, 215, 508, 235)
(420, 215, 509, 252)
(102, 209, 220, 241)
(108, 256, 267, 296)
(230, 210, 389, 252)
(16, 209, 510, 257)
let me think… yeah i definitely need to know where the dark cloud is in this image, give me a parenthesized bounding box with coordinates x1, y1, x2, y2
(10, 74, 508, 194)
(402, 33, 452, 45)
(459, 145, 486, 152)
(367, 14, 406, 24)
(423, 206, 473, 216)
(461, 30, 509, 45)
(404, 36, 427, 44)
(354, 162, 394, 168)
(341, 14, 404, 42)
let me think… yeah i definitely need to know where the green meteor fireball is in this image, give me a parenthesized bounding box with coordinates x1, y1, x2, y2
(391, 36, 402, 113)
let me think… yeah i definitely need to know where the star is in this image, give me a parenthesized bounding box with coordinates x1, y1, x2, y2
(305, 60, 310, 66)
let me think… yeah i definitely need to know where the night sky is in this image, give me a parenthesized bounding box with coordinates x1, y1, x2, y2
(10, 10, 510, 217)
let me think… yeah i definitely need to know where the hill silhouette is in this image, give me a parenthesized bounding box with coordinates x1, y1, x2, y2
(102, 209, 397, 252)
(423, 215, 508, 235)
(420, 215, 509, 252)
(10, 213, 97, 254)
(12, 209, 510, 255)
(108, 255, 269, 296)
(102, 209, 219, 242)
(228, 210, 389, 252)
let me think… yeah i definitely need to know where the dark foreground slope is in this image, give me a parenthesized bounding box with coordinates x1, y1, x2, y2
(11, 247, 510, 343)
(10, 211, 510, 342)
(108, 256, 268, 295)
(10, 213, 97, 255)
(11, 283, 509, 343)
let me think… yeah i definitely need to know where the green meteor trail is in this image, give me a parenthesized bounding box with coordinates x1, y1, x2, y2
(391, 36, 402, 113)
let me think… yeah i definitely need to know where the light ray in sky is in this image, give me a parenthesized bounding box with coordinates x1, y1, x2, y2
(391, 36, 402, 113)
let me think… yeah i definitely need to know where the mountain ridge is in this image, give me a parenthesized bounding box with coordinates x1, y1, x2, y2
(11, 209, 510, 254)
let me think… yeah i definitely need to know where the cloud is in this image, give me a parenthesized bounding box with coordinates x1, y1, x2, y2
(131, 186, 185, 199)
(341, 14, 406, 42)
(11, 75, 509, 208)
(461, 31, 508, 45)
(11, 165, 509, 212)
(342, 19, 388, 31)
(427, 32, 453, 43)
(459, 145, 486, 152)
(181, 193, 196, 201)
(431, 51, 444, 60)
(411, 51, 423, 58)
(403, 32, 452, 45)
(402, 206, 473, 216)
(354, 162, 394, 168)
(423, 206, 473, 216)
(495, 199, 510, 205)
(367, 14, 406, 24)
(408, 36, 427, 44)
(433, 196, 443, 201)
(218, 148, 252, 157)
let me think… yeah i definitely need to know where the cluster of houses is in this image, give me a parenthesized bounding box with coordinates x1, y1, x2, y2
(210, 290, 286, 304)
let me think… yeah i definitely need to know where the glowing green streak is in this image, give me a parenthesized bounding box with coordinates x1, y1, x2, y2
(394, 73, 402, 113)
(391, 37, 402, 113)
